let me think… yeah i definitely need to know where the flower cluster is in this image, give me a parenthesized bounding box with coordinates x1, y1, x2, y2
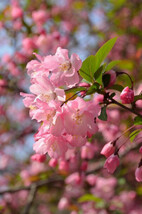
(21, 47, 100, 159)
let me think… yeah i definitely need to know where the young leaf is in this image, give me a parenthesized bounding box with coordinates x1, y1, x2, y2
(105, 60, 121, 72)
(94, 37, 117, 72)
(98, 106, 107, 121)
(94, 64, 106, 85)
(79, 55, 96, 83)
(110, 84, 124, 92)
(129, 129, 142, 142)
(102, 73, 111, 87)
(65, 87, 86, 94)
(78, 194, 103, 203)
(134, 116, 142, 125)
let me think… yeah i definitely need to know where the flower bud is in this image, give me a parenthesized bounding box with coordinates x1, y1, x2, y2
(48, 158, 58, 168)
(104, 154, 119, 174)
(120, 86, 134, 104)
(58, 160, 69, 173)
(80, 161, 88, 171)
(58, 197, 69, 210)
(31, 154, 46, 162)
(139, 146, 142, 154)
(101, 141, 116, 158)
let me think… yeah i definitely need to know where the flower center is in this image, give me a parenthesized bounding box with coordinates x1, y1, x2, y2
(60, 61, 71, 72)
(73, 109, 83, 125)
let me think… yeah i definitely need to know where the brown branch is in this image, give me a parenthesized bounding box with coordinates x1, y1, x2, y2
(22, 184, 37, 214)
(109, 98, 142, 117)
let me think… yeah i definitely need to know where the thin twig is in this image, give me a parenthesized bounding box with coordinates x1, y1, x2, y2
(109, 98, 142, 117)
(22, 184, 37, 214)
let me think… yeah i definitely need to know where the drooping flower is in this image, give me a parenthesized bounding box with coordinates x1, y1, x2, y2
(104, 154, 119, 174)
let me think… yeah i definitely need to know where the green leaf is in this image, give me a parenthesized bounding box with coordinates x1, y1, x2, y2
(105, 60, 121, 72)
(94, 37, 117, 72)
(134, 116, 142, 125)
(86, 83, 100, 95)
(110, 84, 124, 92)
(78, 194, 103, 203)
(79, 55, 96, 83)
(129, 129, 142, 142)
(94, 64, 106, 85)
(65, 87, 86, 94)
(102, 73, 111, 87)
(98, 106, 107, 121)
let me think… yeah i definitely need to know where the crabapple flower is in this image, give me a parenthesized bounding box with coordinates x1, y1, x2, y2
(104, 154, 119, 174)
(33, 134, 68, 159)
(120, 86, 134, 104)
(63, 97, 100, 136)
(100, 141, 116, 158)
(135, 166, 142, 182)
(43, 47, 82, 87)
(30, 75, 65, 102)
(81, 142, 95, 159)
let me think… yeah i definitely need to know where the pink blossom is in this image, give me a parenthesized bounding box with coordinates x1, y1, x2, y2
(30, 75, 65, 102)
(43, 47, 82, 87)
(100, 141, 116, 158)
(120, 86, 134, 104)
(33, 134, 68, 159)
(104, 154, 119, 174)
(81, 142, 95, 159)
(65, 172, 83, 185)
(32, 10, 49, 26)
(86, 174, 97, 186)
(63, 97, 100, 136)
(11, 6, 23, 19)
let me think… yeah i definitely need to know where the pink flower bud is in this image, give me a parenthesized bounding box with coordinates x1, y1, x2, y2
(135, 166, 142, 182)
(11, 6, 23, 19)
(80, 161, 88, 171)
(120, 86, 134, 104)
(31, 154, 46, 162)
(104, 154, 119, 174)
(86, 174, 97, 186)
(65, 172, 82, 185)
(100, 141, 115, 158)
(59, 160, 69, 173)
(79, 82, 90, 87)
(139, 146, 142, 154)
(48, 158, 58, 168)
(58, 197, 69, 210)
